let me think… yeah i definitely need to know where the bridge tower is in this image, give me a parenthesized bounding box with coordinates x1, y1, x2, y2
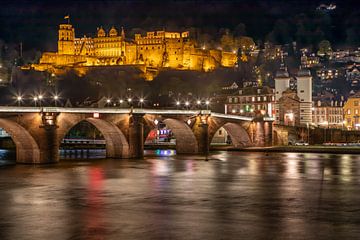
(274, 62, 290, 123)
(296, 68, 312, 126)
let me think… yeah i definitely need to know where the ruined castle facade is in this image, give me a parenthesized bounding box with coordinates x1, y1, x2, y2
(32, 21, 237, 80)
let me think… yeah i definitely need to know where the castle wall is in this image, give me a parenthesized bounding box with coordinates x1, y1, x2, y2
(33, 22, 238, 78)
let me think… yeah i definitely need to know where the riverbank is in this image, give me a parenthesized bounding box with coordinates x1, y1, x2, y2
(211, 145, 360, 154)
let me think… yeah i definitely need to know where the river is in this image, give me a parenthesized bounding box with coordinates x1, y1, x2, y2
(0, 149, 359, 239)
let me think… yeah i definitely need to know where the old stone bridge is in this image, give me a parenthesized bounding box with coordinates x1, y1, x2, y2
(0, 107, 274, 163)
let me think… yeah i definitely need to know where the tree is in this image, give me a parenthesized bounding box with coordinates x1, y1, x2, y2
(317, 40, 332, 56)
(220, 32, 235, 51)
(234, 23, 246, 37)
(236, 36, 255, 51)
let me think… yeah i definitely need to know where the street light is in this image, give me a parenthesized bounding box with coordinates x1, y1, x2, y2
(16, 96, 22, 106)
(38, 95, 43, 107)
(205, 100, 210, 110)
(106, 98, 111, 107)
(33, 97, 38, 107)
(139, 98, 144, 108)
(185, 101, 190, 109)
(53, 95, 59, 107)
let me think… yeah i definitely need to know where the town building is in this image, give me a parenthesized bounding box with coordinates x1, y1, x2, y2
(343, 91, 360, 130)
(225, 86, 275, 117)
(312, 93, 345, 128)
(30, 19, 237, 80)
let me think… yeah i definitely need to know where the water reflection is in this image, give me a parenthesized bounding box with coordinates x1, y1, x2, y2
(0, 150, 359, 239)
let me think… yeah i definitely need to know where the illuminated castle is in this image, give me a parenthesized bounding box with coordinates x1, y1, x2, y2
(32, 19, 237, 80)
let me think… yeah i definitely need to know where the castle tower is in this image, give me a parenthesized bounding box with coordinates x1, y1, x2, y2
(296, 68, 312, 126)
(58, 23, 75, 55)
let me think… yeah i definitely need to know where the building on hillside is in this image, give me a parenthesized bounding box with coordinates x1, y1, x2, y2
(316, 68, 339, 81)
(343, 92, 360, 130)
(225, 86, 275, 117)
(301, 54, 320, 68)
(30, 19, 237, 80)
(346, 64, 360, 87)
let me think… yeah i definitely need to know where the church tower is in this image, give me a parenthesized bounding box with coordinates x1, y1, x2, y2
(58, 23, 75, 55)
(296, 68, 312, 126)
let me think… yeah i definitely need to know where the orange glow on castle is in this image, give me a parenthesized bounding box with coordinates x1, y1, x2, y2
(30, 18, 237, 80)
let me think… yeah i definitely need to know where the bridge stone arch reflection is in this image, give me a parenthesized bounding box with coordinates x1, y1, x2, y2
(0, 118, 41, 163)
(57, 114, 129, 158)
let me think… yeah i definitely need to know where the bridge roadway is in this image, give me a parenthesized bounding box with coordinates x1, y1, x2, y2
(0, 107, 274, 164)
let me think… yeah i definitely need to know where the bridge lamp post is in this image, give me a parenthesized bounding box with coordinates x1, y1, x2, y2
(106, 98, 111, 107)
(176, 101, 180, 109)
(127, 98, 133, 108)
(16, 96, 22, 106)
(205, 100, 210, 110)
(53, 95, 59, 107)
(185, 101, 190, 110)
(139, 98, 144, 108)
(38, 95, 43, 107)
(33, 97, 38, 107)
(196, 100, 201, 109)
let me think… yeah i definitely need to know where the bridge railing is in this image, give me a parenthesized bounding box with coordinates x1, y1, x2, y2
(0, 106, 274, 121)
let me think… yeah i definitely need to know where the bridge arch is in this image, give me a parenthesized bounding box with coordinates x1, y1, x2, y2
(163, 118, 198, 153)
(0, 119, 40, 163)
(211, 122, 253, 148)
(58, 116, 129, 158)
(143, 115, 198, 154)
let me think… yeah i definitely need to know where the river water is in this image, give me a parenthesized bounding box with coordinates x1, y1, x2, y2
(0, 149, 359, 239)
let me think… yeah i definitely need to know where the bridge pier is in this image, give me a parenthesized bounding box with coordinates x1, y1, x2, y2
(128, 114, 144, 158)
(38, 125, 60, 163)
(193, 115, 209, 154)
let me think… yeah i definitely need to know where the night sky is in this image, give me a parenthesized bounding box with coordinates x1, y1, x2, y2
(0, 0, 358, 51)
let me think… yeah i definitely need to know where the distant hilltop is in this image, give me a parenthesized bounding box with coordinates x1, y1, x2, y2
(28, 18, 237, 80)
